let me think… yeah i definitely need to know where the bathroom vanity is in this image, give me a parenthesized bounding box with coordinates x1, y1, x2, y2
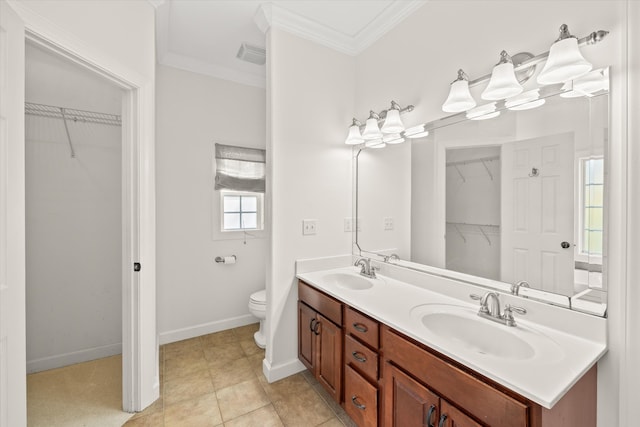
(296, 262, 606, 427)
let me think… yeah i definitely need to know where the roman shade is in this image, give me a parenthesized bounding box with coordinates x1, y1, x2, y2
(214, 143, 266, 193)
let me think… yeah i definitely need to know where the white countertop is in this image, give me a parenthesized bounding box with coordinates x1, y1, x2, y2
(296, 264, 607, 409)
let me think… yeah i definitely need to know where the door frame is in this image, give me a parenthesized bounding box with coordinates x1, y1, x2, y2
(8, 0, 158, 413)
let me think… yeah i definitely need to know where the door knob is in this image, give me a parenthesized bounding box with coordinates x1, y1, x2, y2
(561, 241, 571, 249)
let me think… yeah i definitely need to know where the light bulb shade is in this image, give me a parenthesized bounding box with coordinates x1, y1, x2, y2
(381, 109, 404, 133)
(362, 117, 383, 140)
(505, 89, 544, 110)
(466, 103, 499, 120)
(404, 124, 430, 139)
(560, 69, 607, 98)
(383, 133, 404, 144)
(481, 62, 523, 100)
(365, 138, 385, 148)
(344, 124, 364, 145)
(442, 79, 476, 112)
(508, 98, 545, 110)
(537, 37, 592, 85)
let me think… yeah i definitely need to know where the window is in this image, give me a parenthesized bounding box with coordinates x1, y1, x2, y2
(580, 157, 604, 256)
(220, 191, 263, 232)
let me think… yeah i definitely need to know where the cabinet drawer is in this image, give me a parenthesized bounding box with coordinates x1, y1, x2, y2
(381, 326, 529, 427)
(345, 365, 378, 427)
(346, 307, 379, 349)
(345, 334, 378, 382)
(298, 281, 342, 326)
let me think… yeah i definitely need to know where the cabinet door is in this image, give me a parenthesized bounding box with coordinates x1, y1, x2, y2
(383, 362, 440, 427)
(316, 313, 343, 403)
(298, 302, 316, 371)
(439, 400, 482, 427)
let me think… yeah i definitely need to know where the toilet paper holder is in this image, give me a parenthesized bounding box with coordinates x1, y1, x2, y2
(215, 255, 237, 264)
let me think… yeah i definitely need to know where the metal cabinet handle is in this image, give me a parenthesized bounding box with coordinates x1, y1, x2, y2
(426, 404, 436, 427)
(438, 414, 448, 427)
(309, 318, 316, 332)
(351, 351, 367, 363)
(353, 322, 368, 333)
(351, 395, 366, 410)
(313, 320, 320, 336)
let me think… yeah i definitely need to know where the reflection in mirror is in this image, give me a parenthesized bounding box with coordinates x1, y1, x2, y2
(355, 69, 608, 316)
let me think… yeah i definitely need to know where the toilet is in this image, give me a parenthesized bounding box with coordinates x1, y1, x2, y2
(248, 289, 266, 348)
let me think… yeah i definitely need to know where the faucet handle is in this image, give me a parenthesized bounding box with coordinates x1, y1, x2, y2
(503, 304, 527, 326)
(469, 294, 482, 301)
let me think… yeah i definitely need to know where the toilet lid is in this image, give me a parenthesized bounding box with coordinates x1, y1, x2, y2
(250, 290, 266, 305)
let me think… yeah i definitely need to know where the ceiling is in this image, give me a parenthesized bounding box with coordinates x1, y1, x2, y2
(154, 0, 425, 88)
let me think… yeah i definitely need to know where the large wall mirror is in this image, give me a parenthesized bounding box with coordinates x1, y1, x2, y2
(355, 69, 609, 316)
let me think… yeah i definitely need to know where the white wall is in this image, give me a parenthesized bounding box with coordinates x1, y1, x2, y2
(265, 28, 355, 379)
(25, 43, 122, 372)
(155, 65, 267, 342)
(353, 1, 632, 425)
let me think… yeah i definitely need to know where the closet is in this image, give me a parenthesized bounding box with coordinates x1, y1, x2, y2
(25, 42, 123, 373)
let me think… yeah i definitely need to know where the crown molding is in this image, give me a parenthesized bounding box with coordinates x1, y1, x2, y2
(254, 1, 426, 56)
(158, 51, 266, 89)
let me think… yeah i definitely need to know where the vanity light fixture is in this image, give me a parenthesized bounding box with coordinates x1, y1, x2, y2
(345, 100, 414, 146)
(381, 101, 405, 133)
(442, 69, 477, 113)
(362, 111, 383, 140)
(404, 124, 430, 139)
(441, 25, 608, 113)
(481, 51, 524, 101)
(344, 118, 364, 145)
(537, 24, 592, 85)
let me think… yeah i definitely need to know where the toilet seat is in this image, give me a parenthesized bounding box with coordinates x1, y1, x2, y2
(249, 290, 266, 305)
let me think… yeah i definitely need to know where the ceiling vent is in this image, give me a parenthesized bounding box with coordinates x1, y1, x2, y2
(236, 43, 266, 66)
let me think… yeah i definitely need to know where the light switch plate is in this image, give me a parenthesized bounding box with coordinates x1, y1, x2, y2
(384, 217, 394, 230)
(344, 218, 353, 232)
(303, 219, 317, 235)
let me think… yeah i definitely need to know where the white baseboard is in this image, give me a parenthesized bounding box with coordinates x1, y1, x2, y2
(27, 343, 122, 373)
(262, 357, 305, 383)
(159, 314, 258, 345)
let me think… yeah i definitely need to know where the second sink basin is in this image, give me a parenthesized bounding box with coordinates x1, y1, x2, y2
(410, 304, 562, 362)
(322, 272, 378, 290)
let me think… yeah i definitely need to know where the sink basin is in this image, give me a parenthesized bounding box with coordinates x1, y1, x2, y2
(410, 304, 560, 361)
(322, 272, 377, 290)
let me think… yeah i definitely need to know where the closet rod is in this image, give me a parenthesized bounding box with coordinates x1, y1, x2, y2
(445, 155, 500, 168)
(25, 102, 122, 126)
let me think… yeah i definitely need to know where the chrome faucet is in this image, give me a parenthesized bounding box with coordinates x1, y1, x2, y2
(470, 291, 527, 327)
(383, 253, 400, 263)
(511, 280, 530, 296)
(354, 258, 377, 279)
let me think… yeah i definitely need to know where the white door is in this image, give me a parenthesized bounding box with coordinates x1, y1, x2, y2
(501, 133, 574, 295)
(0, 1, 27, 425)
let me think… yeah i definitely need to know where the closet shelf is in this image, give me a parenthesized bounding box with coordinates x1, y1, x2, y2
(446, 155, 499, 181)
(25, 102, 122, 126)
(446, 221, 500, 245)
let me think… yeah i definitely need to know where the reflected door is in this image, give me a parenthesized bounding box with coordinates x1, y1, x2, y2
(501, 133, 574, 294)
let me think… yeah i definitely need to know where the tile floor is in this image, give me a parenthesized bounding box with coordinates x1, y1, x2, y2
(125, 323, 357, 427)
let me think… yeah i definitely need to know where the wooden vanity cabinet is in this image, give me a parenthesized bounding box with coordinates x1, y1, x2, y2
(298, 281, 343, 403)
(344, 307, 381, 427)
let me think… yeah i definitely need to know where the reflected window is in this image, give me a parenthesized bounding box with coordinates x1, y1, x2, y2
(580, 157, 604, 256)
(221, 191, 263, 231)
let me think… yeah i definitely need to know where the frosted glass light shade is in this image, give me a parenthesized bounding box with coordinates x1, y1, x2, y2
(537, 37, 592, 85)
(505, 89, 545, 110)
(365, 138, 385, 148)
(362, 117, 383, 140)
(381, 109, 404, 133)
(383, 133, 404, 144)
(560, 70, 606, 98)
(481, 62, 523, 100)
(344, 124, 364, 145)
(404, 124, 430, 139)
(466, 103, 499, 120)
(442, 79, 476, 112)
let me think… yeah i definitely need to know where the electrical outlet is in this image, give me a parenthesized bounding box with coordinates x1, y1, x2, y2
(384, 217, 394, 230)
(303, 219, 317, 235)
(344, 218, 353, 232)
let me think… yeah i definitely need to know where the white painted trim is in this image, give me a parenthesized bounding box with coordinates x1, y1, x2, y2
(27, 343, 122, 374)
(159, 51, 266, 89)
(254, 1, 426, 56)
(262, 357, 305, 383)
(7, 0, 157, 414)
(159, 314, 258, 345)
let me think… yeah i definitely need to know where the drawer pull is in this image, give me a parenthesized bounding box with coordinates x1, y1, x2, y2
(313, 320, 320, 336)
(438, 414, 447, 427)
(426, 404, 436, 427)
(353, 322, 368, 333)
(351, 395, 366, 410)
(309, 318, 316, 332)
(351, 351, 367, 363)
